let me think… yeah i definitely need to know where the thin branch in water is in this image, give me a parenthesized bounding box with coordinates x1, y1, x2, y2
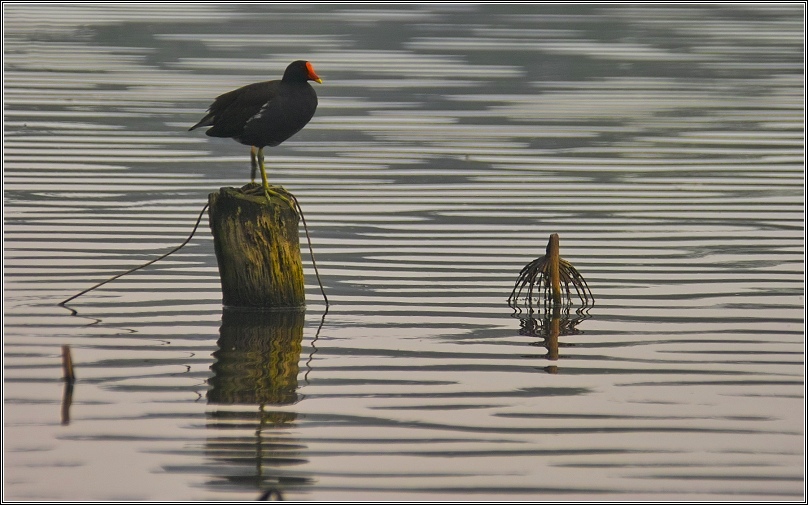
(290, 193, 329, 308)
(59, 187, 329, 309)
(59, 202, 210, 307)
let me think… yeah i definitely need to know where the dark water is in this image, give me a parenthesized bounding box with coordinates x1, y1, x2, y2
(3, 3, 804, 501)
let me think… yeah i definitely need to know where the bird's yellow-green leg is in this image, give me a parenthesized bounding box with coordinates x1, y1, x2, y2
(250, 146, 258, 183)
(256, 147, 294, 208)
(256, 147, 271, 200)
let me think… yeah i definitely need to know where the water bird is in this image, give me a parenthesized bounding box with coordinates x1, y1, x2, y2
(190, 60, 322, 204)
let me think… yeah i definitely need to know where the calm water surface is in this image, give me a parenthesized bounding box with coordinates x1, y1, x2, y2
(3, 3, 805, 501)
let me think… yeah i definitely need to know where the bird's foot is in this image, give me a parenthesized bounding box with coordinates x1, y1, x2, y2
(242, 182, 295, 210)
(263, 187, 295, 210)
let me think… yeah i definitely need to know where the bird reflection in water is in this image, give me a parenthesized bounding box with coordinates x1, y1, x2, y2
(206, 309, 309, 495)
(258, 488, 284, 500)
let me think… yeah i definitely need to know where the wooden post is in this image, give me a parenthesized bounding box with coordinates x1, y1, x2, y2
(208, 185, 305, 309)
(546, 233, 562, 305)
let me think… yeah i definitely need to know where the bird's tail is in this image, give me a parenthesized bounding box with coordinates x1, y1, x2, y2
(189, 114, 214, 131)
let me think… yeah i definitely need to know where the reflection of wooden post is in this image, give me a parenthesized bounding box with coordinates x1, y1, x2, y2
(546, 233, 562, 305)
(208, 186, 305, 309)
(207, 309, 305, 405)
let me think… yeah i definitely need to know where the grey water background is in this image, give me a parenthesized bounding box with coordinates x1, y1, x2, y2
(3, 3, 805, 501)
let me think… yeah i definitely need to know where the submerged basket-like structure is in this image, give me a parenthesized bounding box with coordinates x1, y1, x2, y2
(508, 233, 593, 309)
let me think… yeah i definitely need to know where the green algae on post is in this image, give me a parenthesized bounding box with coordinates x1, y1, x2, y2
(208, 183, 305, 309)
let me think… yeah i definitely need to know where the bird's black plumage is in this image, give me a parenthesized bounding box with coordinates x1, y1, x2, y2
(190, 60, 320, 148)
(190, 60, 322, 203)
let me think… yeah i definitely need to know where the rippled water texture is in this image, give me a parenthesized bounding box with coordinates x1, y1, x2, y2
(3, 3, 804, 501)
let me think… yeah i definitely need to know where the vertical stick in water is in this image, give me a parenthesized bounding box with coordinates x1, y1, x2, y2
(61, 345, 75, 384)
(547, 233, 562, 305)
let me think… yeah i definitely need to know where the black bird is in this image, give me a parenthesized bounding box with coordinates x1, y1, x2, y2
(190, 60, 322, 203)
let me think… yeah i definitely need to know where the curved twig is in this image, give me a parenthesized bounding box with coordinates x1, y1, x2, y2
(59, 202, 210, 307)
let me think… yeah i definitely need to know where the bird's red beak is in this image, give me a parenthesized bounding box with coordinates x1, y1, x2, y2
(306, 62, 323, 84)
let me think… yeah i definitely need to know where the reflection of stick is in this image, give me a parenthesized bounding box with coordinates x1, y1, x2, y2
(61, 345, 75, 384)
(547, 304, 561, 361)
(61, 382, 74, 426)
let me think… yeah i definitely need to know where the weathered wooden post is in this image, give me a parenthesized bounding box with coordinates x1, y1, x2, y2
(208, 184, 305, 309)
(546, 233, 562, 306)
